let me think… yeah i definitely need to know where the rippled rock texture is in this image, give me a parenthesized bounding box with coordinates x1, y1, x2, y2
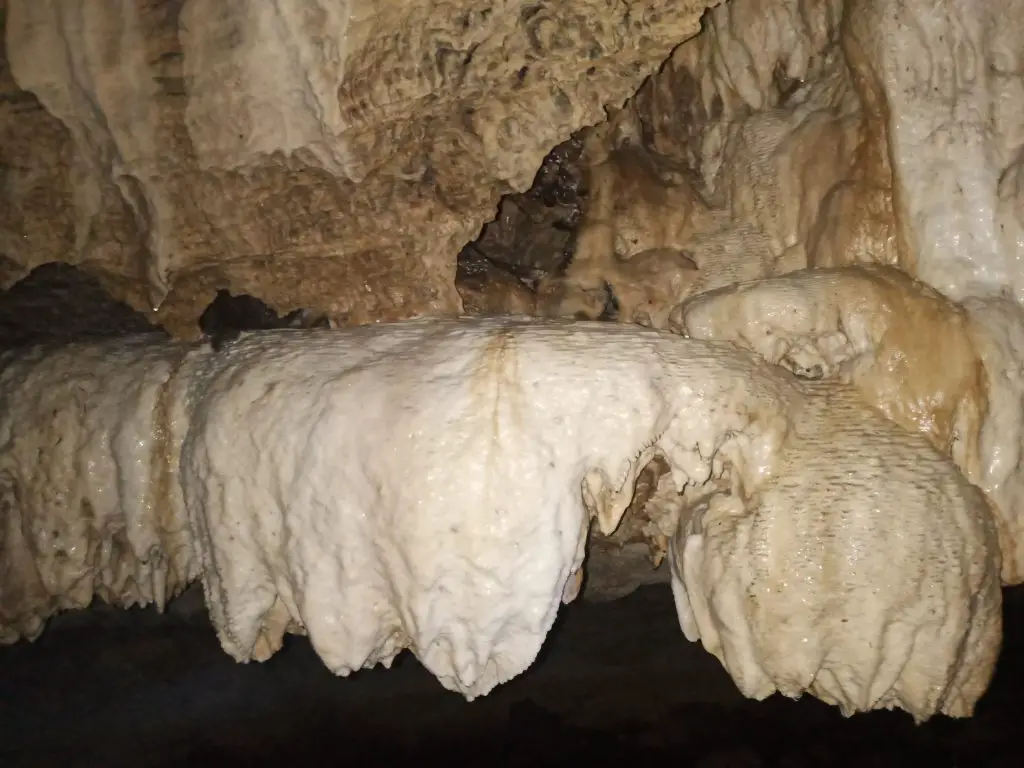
(0, 0, 718, 338)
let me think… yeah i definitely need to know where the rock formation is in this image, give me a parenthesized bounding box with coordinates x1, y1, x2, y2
(0, 0, 720, 337)
(2, 0, 1024, 723)
(0, 320, 1003, 720)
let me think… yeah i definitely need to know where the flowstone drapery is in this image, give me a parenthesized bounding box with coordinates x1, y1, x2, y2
(0, 319, 1004, 719)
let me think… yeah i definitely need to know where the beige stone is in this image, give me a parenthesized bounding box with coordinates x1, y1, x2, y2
(4, 0, 1024, 614)
(0, 0, 720, 338)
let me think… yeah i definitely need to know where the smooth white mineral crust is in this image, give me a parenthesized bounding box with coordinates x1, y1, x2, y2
(846, 0, 1024, 303)
(0, 318, 1006, 713)
(0, 336, 197, 642)
(177, 318, 802, 699)
(669, 385, 1003, 723)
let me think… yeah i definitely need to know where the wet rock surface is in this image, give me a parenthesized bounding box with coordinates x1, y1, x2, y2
(1, 584, 1020, 768)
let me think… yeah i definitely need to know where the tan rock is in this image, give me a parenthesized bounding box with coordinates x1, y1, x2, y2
(1, 0, 721, 338)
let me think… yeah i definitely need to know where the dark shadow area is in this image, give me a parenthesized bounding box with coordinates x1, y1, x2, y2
(0, 266, 336, 353)
(198, 289, 332, 347)
(0, 263, 164, 349)
(0, 584, 1021, 768)
(456, 136, 586, 294)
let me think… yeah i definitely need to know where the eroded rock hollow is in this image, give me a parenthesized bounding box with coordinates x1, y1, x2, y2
(2, 0, 1024, 725)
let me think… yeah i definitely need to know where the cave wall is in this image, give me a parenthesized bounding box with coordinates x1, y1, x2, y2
(0, 0, 720, 338)
(530, 0, 1024, 321)
(3, 0, 1022, 335)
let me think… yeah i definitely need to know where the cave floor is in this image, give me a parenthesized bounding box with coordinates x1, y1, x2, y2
(1, 584, 1021, 768)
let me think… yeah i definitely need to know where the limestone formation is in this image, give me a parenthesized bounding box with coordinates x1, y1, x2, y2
(0, 320, 1003, 719)
(677, 265, 1024, 585)
(2, 0, 1024, 723)
(529, 0, 1024, 597)
(0, 0, 720, 338)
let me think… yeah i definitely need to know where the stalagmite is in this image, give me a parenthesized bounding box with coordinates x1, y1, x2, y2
(0, 318, 1004, 717)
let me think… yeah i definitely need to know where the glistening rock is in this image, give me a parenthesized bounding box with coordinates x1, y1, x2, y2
(670, 384, 1001, 723)
(677, 264, 1024, 584)
(0, 318, 1003, 717)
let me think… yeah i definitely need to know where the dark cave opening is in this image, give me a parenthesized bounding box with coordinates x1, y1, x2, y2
(0, 266, 337, 352)
(0, 262, 165, 348)
(456, 134, 587, 293)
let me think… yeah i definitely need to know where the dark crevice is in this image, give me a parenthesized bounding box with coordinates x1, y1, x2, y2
(0, 262, 165, 350)
(198, 289, 332, 350)
(596, 281, 619, 321)
(456, 133, 588, 297)
(0, 267, 335, 352)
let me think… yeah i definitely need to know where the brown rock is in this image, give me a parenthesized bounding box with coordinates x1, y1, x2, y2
(0, 0, 721, 338)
